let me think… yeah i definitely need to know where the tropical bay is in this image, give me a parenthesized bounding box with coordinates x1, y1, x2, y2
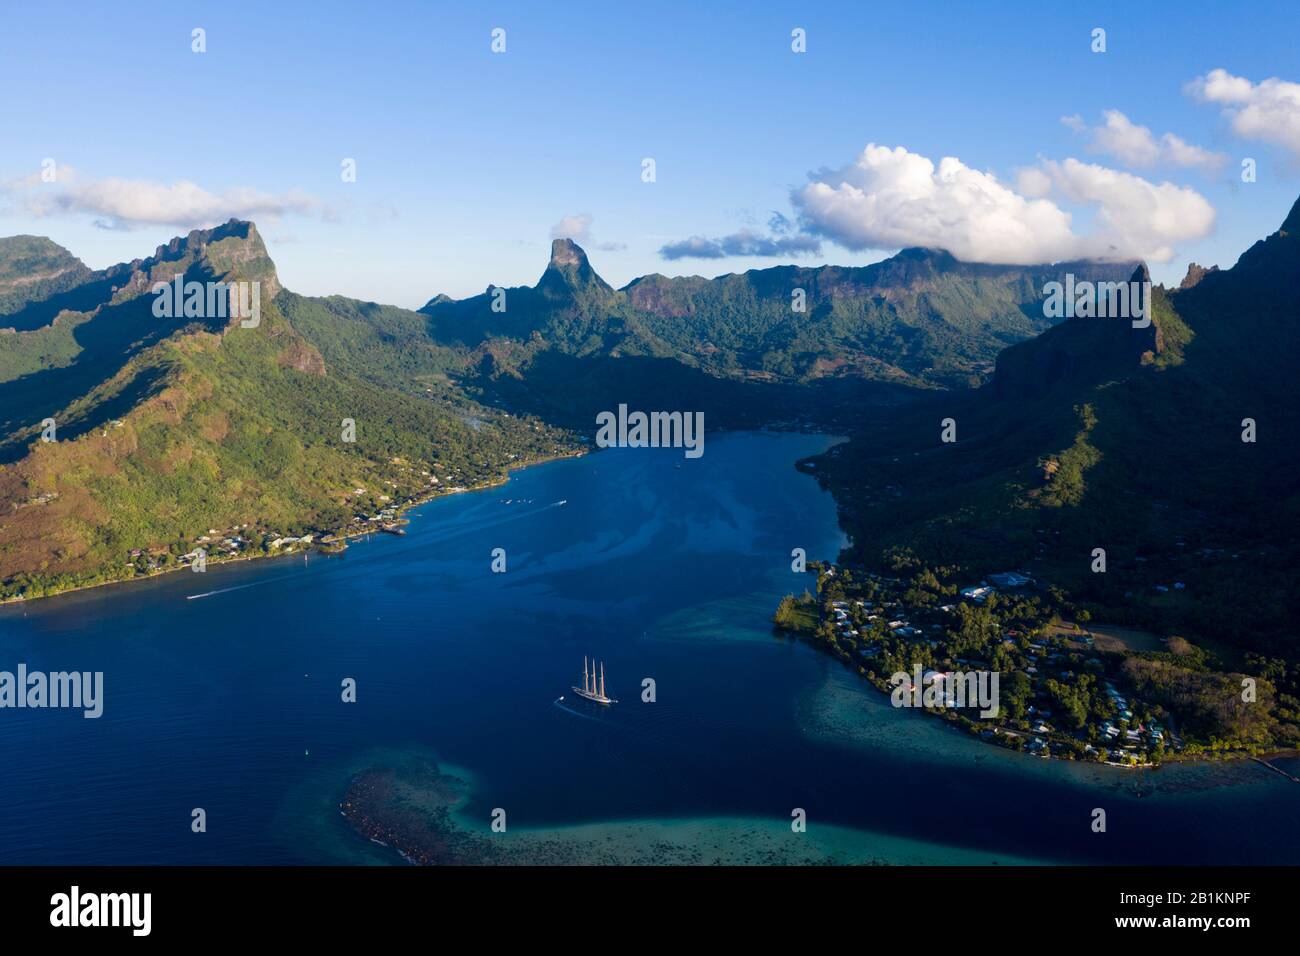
(1, 431, 1296, 866)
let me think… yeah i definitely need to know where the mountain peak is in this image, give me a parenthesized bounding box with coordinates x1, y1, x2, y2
(549, 237, 588, 269)
(130, 219, 281, 299)
(1179, 262, 1219, 290)
(895, 246, 959, 267)
(538, 237, 612, 297)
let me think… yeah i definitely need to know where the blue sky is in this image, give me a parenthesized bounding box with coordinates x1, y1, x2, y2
(2, 0, 1298, 307)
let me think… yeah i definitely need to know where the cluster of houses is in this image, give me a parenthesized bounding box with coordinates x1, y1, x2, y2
(354, 505, 400, 526)
(828, 584, 935, 650)
(173, 526, 317, 568)
(1008, 640, 1173, 765)
(178, 531, 248, 566)
(126, 522, 323, 573)
(816, 565, 1176, 766)
(112, 441, 576, 582)
(135, 485, 423, 573)
(1098, 682, 1166, 762)
(125, 528, 238, 571)
(109, 442, 570, 584)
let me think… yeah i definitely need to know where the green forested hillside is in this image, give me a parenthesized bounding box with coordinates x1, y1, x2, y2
(0, 222, 576, 600)
(814, 199, 1300, 669)
(277, 292, 472, 396)
(0, 235, 94, 319)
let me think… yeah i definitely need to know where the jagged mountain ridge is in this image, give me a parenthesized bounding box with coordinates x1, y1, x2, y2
(0, 221, 305, 450)
(421, 238, 1139, 388)
(0, 221, 573, 599)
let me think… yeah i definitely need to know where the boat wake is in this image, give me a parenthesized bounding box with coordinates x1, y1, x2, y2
(552, 699, 604, 722)
(427, 500, 561, 542)
(185, 575, 296, 601)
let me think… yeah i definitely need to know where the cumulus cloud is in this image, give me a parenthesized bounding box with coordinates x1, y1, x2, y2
(1015, 166, 1054, 198)
(790, 143, 1214, 265)
(792, 144, 1081, 263)
(549, 213, 625, 251)
(8, 170, 327, 230)
(1160, 134, 1226, 171)
(1187, 68, 1300, 157)
(1061, 110, 1227, 173)
(550, 213, 592, 243)
(1037, 158, 1216, 262)
(659, 229, 821, 260)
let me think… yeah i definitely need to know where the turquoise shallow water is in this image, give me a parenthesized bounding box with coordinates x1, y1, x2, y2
(0, 431, 1296, 864)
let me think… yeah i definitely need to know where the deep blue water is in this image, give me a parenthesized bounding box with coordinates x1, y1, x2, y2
(0, 431, 1296, 864)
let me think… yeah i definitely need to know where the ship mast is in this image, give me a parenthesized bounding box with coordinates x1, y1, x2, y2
(583, 656, 590, 694)
(600, 662, 606, 700)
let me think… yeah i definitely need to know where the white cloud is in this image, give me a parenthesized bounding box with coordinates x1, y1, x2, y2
(1038, 158, 1216, 262)
(550, 213, 592, 243)
(791, 143, 1214, 265)
(1160, 133, 1226, 172)
(1062, 110, 1226, 173)
(793, 144, 1081, 264)
(1088, 111, 1161, 166)
(9, 171, 326, 229)
(550, 213, 627, 252)
(1187, 68, 1300, 157)
(1015, 166, 1054, 198)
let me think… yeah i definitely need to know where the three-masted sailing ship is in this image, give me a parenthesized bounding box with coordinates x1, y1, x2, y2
(572, 656, 617, 705)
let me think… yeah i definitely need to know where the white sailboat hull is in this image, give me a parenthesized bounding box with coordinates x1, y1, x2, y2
(571, 686, 617, 705)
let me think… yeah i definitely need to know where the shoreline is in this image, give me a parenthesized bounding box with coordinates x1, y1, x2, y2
(0, 446, 588, 609)
(0, 428, 833, 610)
(773, 556, 1300, 773)
(780, 629, 1300, 771)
